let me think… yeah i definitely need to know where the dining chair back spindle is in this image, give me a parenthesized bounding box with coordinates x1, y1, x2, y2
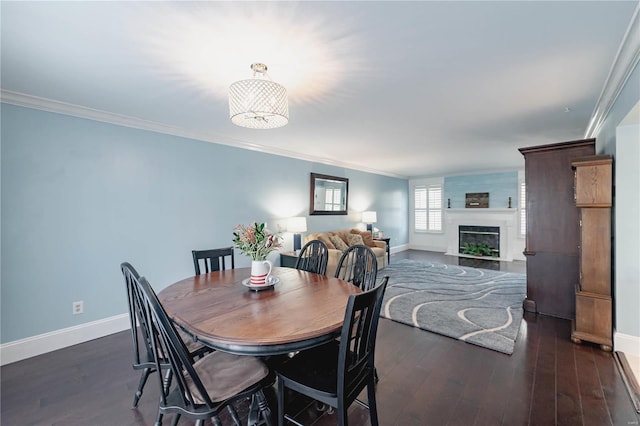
(192, 247, 235, 275)
(294, 239, 329, 275)
(335, 244, 378, 291)
(275, 276, 389, 426)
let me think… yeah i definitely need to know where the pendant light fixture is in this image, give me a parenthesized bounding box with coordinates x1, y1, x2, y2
(229, 63, 289, 129)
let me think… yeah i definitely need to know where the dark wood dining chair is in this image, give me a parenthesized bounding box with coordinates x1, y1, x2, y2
(192, 247, 235, 275)
(275, 276, 389, 426)
(135, 275, 275, 426)
(120, 262, 209, 409)
(295, 239, 329, 275)
(335, 244, 378, 291)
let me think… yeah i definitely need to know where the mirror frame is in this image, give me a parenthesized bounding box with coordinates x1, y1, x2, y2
(309, 173, 349, 215)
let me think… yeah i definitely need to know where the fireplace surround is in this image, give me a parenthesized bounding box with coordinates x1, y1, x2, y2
(445, 209, 520, 261)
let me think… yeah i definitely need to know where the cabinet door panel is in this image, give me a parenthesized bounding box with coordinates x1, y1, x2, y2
(526, 252, 578, 319)
(524, 147, 592, 254)
(580, 209, 611, 295)
(574, 159, 612, 206)
(575, 293, 611, 343)
(520, 139, 594, 320)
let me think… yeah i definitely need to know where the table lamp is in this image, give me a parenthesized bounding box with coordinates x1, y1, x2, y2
(287, 217, 307, 253)
(362, 211, 377, 232)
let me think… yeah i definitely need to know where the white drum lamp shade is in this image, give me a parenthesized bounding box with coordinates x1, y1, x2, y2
(287, 217, 307, 252)
(229, 63, 289, 129)
(362, 211, 377, 231)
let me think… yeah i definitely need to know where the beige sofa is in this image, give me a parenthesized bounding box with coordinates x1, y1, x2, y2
(304, 229, 387, 277)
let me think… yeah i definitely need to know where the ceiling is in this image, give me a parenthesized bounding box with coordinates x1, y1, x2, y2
(1, 1, 638, 179)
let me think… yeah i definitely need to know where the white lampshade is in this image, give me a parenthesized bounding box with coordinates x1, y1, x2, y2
(287, 217, 307, 233)
(362, 211, 377, 224)
(229, 63, 288, 129)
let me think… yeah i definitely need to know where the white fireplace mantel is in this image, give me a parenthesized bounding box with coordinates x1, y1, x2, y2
(444, 208, 519, 261)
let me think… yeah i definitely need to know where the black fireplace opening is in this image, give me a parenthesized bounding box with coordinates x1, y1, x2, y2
(459, 225, 500, 257)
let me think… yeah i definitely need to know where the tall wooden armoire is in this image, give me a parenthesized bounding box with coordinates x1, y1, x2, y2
(518, 139, 595, 319)
(570, 155, 613, 351)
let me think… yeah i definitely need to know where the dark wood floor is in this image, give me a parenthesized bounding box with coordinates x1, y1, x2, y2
(2, 250, 639, 425)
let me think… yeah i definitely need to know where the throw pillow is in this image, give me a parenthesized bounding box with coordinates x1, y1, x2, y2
(317, 234, 336, 250)
(335, 230, 351, 245)
(329, 235, 349, 252)
(351, 229, 376, 247)
(346, 233, 365, 247)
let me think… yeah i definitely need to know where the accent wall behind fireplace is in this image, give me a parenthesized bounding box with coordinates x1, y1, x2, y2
(411, 171, 525, 261)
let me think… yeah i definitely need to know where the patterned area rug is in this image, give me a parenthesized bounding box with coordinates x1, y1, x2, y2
(380, 259, 526, 355)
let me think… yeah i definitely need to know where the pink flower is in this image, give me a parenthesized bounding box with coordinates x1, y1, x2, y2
(232, 222, 282, 260)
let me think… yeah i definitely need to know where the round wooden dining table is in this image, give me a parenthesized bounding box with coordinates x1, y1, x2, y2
(157, 267, 361, 356)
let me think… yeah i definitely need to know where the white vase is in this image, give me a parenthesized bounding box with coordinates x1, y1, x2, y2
(250, 260, 272, 285)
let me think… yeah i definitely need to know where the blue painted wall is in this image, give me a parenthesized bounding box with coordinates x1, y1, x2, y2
(0, 104, 408, 343)
(597, 61, 640, 341)
(444, 172, 519, 209)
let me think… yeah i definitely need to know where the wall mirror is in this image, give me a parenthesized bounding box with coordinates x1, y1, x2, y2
(310, 173, 349, 215)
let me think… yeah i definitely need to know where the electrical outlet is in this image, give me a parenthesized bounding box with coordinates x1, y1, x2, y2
(72, 301, 84, 315)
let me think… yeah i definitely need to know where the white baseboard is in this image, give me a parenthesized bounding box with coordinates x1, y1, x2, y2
(408, 244, 447, 253)
(0, 314, 130, 366)
(615, 331, 640, 358)
(390, 244, 409, 254)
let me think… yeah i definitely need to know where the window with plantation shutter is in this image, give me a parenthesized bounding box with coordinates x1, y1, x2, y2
(415, 185, 442, 232)
(415, 186, 427, 230)
(519, 181, 526, 236)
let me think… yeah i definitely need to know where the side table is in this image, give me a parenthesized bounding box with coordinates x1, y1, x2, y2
(374, 237, 391, 264)
(280, 251, 298, 268)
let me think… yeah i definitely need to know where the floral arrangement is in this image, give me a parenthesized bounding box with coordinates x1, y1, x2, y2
(232, 222, 282, 261)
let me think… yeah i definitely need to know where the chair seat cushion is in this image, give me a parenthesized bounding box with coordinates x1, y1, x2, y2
(187, 351, 269, 404)
(277, 341, 340, 395)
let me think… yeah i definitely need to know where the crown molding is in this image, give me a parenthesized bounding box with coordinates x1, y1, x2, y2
(585, 3, 640, 138)
(0, 90, 407, 179)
